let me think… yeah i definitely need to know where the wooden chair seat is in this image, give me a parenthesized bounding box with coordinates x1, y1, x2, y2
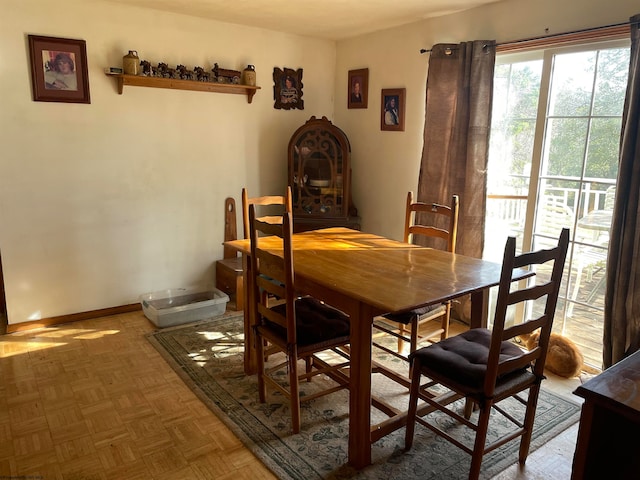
(382, 303, 444, 326)
(216, 256, 242, 272)
(259, 296, 350, 350)
(410, 327, 531, 393)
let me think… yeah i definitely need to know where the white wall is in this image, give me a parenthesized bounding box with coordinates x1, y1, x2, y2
(1, 0, 637, 326)
(334, 0, 638, 241)
(0, 0, 336, 324)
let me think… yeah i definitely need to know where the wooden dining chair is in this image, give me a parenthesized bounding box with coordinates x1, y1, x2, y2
(249, 205, 351, 434)
(404, 228, 569, 480)
(373, 191, 459, 360)
(215, 188, 293, 310)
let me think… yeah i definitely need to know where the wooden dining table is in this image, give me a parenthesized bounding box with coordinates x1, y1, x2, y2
(225, 227, 526, 469)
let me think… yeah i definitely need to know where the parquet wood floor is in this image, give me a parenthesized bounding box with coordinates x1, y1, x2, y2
(0, 311, 276, 480)
(0, 311, 582, 479)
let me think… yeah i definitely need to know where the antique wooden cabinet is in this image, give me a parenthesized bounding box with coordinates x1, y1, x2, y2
(287, 116, 360, 232)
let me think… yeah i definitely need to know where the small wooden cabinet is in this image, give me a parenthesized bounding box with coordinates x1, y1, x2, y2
(287, 116, 360, 232)
(571, 350, 640, 479)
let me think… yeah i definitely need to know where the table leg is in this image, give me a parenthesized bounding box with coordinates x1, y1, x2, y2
(242, 253, 258, 375)
(348, 302, 373, 469)
(571, 401, 594, 479)
(470, 289, 489, 329)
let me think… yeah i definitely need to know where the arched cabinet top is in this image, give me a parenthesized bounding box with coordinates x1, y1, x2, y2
(287, 116, 359, 232)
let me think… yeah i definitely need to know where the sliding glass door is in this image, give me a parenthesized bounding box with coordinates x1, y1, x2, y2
(484, 40, 630, 368)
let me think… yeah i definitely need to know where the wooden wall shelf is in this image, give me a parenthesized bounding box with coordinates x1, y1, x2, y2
(105, 73, 261, 103)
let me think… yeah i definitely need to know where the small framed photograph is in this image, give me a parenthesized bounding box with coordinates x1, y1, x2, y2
(28, 35, 90, 104)
(381, 88, 405, 131)
(348, 68, 368, 109)
(273, 67, 304, 110)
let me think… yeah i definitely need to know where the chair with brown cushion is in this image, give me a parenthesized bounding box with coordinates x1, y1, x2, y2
(249, 205, 350, 434)
(373, 191, 459, 359)
(404, 228, 569, 480)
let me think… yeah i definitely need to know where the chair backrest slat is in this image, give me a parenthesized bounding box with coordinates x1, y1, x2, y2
(513, 246, 562, 269)
(408, 225, 450, 242)
(507, 284, 554, 305)
(496, 350, 538, 376)
(503, 317, 547, 341)
(257, 303, 287, 329)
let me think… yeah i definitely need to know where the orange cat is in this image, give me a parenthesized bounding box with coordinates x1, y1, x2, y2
(523, 332, 584, 378)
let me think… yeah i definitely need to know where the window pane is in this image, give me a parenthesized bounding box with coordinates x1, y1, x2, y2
(542, 117, 588, 177)
(492, 64, 511, 119)
(585, 117, 621, 180)
(593, 48, 631, 116)
(508, 61, 542, 118)
(489, 118, 536, 183)
(489, 60, 542, 180)
(535, 179, 580, 238)
(548, 51, 596, 117)
(562, 303, 605, 368)
(485, 59, 541, 261)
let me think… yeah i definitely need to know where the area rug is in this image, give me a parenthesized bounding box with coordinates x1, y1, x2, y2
(146, 312, 581, 480)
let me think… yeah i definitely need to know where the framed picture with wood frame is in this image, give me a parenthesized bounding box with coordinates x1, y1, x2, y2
(348, 68, 368, 109)
(28, 35, 91, 104)
(381, 88, 405, 131)
(273, 67, 304, 110)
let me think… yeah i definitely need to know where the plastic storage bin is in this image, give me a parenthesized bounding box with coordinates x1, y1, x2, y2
(140, 287, 229, 328)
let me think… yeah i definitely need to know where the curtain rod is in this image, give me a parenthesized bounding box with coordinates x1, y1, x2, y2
(419, 20, 635, 54)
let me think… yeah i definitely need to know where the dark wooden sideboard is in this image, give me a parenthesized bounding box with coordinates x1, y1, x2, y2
(571, 349, 640, 479)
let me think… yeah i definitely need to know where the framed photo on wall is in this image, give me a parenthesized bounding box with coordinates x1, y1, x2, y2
(28, 35, 91, 104)
(273, 67, 304, 110)
(381, 88, 405, 131)
(348, 68, 368, 109)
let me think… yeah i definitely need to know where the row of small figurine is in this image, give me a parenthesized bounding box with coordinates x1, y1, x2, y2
(140, 61, 242, 84)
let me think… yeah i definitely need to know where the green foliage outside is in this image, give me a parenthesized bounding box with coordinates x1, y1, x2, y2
(490, 47, 629, 192)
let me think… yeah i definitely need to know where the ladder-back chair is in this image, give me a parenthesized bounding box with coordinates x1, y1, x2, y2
(373, 191, 459, 360)
(249, 206, 350, 434)
(404, 228, 569, 479)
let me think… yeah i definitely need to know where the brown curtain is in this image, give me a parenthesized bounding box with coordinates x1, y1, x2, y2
(604, 14, 640, 368)
(416, 40, 496, 258)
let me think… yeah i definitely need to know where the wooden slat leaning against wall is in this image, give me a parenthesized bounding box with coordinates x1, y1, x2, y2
(0, 251, 6, 335)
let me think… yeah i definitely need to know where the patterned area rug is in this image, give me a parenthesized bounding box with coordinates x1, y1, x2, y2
(146, 312, 581, 480)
